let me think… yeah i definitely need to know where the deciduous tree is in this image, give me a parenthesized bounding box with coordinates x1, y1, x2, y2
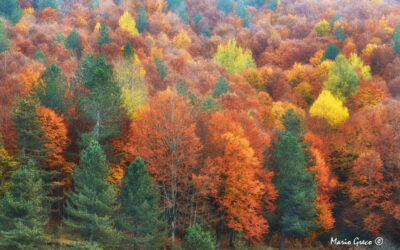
(125, 88, 202, 243)
(309, 90, 349, 127)
(214, 39, 256, 74)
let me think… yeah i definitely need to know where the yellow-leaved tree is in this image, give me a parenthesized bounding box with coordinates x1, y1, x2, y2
(313, 20, 331, 37)
(349, 53, 372, 81)
(0, 135, 18, 195)
(213, 39, 256, 74)
(173, 31, 192, 49)
(119, 11, 139, 36)
(94, 22, 101, 32)
(113, 54, 148, 120)
(310, 90, 349, 127)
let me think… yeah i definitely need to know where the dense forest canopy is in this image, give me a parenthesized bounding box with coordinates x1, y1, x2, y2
(0, 0, 399, 249)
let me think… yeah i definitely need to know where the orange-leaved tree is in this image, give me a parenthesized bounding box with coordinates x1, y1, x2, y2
(124, 88, 203, 243)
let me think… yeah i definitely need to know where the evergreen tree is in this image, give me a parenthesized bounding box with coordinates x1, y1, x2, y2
(266, 0, 279, 11)
(64, 140, 120, 248)
(177, 78, 188, 96)
(0, 161, 50, 249)
(119, 158, 166, 249)
(235, 0, 252, 27)
(193, 13, 203, 28)
(0, 21, 11, 54)
(154, 56, 167, 81)
(271, 110, 317, 250)
(182, 224, 216, 250)
(12, 97, 49, 166)
(65, 29, 83, 59)
(34, 49, 46, 62)
(203, 27, 211, 38)
(323, 43, 340, 61)
(393, 24, 400, 55)
(331, 13, 341, 28)
(0, 135, 18, 196)
(178, 6, 190, 24)
(217, 0, 234, 15)
(0, 0, 22, 24)
(37, 0, 59, 10)
(202, 95, 220, 111)
(89, 0, 100, 9)
(98, 24, 111, 47)
(35, 63, 70, 114)
(123, 41, 134, 58)
(136, 5, 148, 33)
(167, 0, 185, 11)
(213, 76, 230, 98)
(76, 54, 122, 149)
(334, 25, 346, 42)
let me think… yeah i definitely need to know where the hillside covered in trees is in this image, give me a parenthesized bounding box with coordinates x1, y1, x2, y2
(0, 0, 399, 249)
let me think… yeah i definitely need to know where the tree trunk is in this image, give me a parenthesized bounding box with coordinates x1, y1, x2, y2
(280, 231, 285, 250)
(229, 229, 235, 247)
(216, 213, 224, 247)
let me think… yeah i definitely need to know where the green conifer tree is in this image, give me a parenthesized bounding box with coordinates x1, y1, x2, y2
(12, 97, 49, 167)
(334, 25, 346, 42)
(64, 140, 120, 248)
(177, 78, 188, 96)
(271, 110, 317, 250)
(213, 76, 230, 98)
(123, 41, 134, 58)
(323, 43, 340, 61)
(119, 158, 166, 249)
(35, 63, 70, 114)
(216, 0, 234, 15)
(0, 161, 50, 249)
(76, 54, 122, 149)
(98, 24, 111, 47)
(0, 0, 22, 24)
(182, 224, 216, 250)
(34, 49, 46, 63)
(0, 21, 11, 54)
(154, 56, 167, 81)
(37, 0, 60, 10)
(393, 24, 400, 55)
(202, 95, 220, 111)
(266, 0, 279, 11)
(65, 29, 83, 59)
(136, 5, 148, 33)
(193, 13, 203, 28)
(203, 27, 211, 38)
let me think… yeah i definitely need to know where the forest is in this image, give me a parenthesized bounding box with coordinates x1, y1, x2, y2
(0, 0, 399, 249)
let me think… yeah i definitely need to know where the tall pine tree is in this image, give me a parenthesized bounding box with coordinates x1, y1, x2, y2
(393, 24, 400, 55)
(64, 140, 120, 248)
(35, 63, 71, 114)
(98, 24, 111, 47)
(136, 5, 148, 33)
(119, 157, 166, 249)
(271, 109, 317, 250)
(65, 29, 83, 59)
(12, 97, 49, 167)
(0, 0, 22, 24)
(76, 54, 122, 151)
(0, 161, 50, 249)
(0, 21, 11, 54)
